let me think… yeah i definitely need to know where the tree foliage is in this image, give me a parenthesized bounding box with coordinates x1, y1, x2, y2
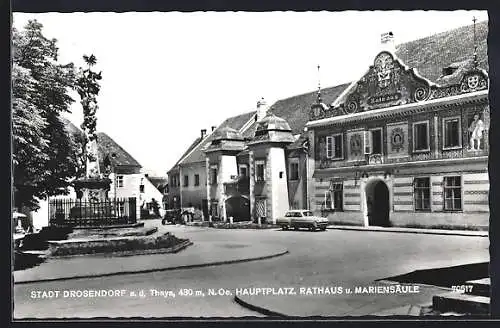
(12, 20, 83, 210)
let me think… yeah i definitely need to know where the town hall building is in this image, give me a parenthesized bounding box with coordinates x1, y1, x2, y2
(167, 20, 489, 229)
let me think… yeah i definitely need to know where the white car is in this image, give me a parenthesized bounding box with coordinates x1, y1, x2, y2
(276, 210, 329, 231)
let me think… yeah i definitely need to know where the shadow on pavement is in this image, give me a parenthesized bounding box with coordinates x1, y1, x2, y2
(14, 251, 46, 271)
(378, 262, 489, 288)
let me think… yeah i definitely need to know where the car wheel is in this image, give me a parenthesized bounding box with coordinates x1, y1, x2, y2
(320, 226, 326, 231)
(281, 225, 288, 230)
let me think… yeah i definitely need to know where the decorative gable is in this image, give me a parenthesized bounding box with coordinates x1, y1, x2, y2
(309, 51, 488, 121)
(342, 51, 432, 113)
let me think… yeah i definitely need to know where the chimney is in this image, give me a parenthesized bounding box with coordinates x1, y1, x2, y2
(380, 31, 395, 53)
(201, 129, 207, 138)
(256, 97, 268, 122)
(211, 126, 216, 132)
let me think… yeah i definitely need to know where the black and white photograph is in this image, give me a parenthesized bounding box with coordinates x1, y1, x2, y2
(11, 9, 493, 319)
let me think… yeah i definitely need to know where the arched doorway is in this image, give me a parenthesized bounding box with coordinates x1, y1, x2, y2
(225, 196, 250, 222)
(365, 179, 391, 227)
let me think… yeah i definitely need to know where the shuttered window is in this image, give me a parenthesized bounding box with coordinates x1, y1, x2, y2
(326, 134, 343, 159)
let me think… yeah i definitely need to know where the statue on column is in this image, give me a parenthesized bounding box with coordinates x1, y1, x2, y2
(74, 54, 110, 203)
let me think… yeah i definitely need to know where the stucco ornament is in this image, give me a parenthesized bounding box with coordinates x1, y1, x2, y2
(374, 52, 394, 89)
(390, 128, 405, 152)
(467, 74, 480, 90)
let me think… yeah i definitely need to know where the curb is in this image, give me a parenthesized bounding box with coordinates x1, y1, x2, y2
(15, 249, 289, 285)
(327, 226, 488, 237)
(234, 295, 289, 318)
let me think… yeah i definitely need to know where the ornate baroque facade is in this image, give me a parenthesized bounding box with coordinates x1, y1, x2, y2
(306, 50, 489, 228)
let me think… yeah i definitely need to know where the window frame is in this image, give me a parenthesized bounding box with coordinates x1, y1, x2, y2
(209, 165, 218, 185)
(289, 160, 299, 181)
(255, 159, 266, 182)
(442, 116, 462, 150)
(210, 201, 219, 217)
(116, 175, 124, 188)
(238, 164, 248, 177)
(324, 181, 343, 211)
(413, 177, 431, 212)
(370, 127, 384, 155)
(326, 133, 344, 160)
(255, 197, 267, 217)
(443, 175, 463, 212)
(412, 120, 430, 153)
(194, 174, 200, 187)
(183, 175, 189, 187)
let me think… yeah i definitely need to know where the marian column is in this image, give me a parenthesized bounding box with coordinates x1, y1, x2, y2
(74, 55, 111, 202)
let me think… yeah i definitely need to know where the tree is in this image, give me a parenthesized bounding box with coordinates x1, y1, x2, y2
(12, 20, 82, 210)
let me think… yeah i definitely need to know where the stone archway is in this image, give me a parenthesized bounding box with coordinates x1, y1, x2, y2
(365, 179, 391, 227)
(225, 196, 250, 222)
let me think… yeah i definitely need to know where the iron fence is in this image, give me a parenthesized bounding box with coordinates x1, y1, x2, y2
(49, 197, 137, 227)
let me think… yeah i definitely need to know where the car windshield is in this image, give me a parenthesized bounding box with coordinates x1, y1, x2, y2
(285, 212, 295, 217)
(302, 211, 314, 216)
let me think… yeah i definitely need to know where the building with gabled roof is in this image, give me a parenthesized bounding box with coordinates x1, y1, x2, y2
(31, 120, 165, 229)
(167, 20, 489, 229)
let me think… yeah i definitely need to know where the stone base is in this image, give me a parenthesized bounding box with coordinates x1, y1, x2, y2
(47, 232, 189, 257)
(67, 225, 156, 240)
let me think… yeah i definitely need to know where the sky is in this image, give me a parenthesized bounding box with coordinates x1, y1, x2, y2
(12, 10, 489, 176)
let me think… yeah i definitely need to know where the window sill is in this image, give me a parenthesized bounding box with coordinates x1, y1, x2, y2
(326, 157, 345, 161)
(443, 146, 462, 151)
(443, 209, 463, 213)
(322, 208, 343, 213)
(412, 149, 430, 154)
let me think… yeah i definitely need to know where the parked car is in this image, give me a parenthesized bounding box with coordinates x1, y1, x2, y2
(277, 210, 329, 231)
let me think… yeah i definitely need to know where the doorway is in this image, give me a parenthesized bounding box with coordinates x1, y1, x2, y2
(225, 196, 250, 222)
(365, 179, 391, 227)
